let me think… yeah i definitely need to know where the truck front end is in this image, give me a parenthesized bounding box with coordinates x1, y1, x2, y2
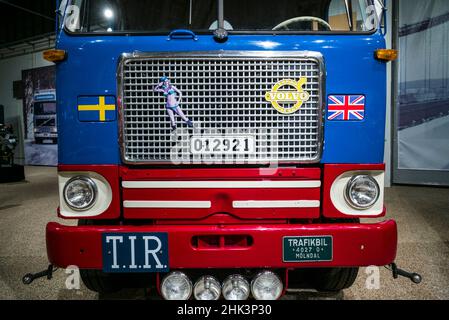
(46, 0, 397, 300)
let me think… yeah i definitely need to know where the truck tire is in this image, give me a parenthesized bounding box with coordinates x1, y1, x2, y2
(80, 269, 122, 294)
(312, 268, 359, 292)
(308, 219, 360, 292)
(78, 220, 122, 294)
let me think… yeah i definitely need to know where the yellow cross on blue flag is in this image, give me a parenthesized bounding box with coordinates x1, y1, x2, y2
(78, 96, 116, 122)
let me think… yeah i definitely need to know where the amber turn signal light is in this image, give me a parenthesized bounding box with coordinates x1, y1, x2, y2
(43, 49, 67, 62)
(375, 49, 398, 62)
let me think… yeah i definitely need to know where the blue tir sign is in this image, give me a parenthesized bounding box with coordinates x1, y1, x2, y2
(102, 233, 169, 273)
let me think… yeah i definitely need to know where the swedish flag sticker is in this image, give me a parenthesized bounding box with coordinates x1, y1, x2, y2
(78, 96, 116, 122)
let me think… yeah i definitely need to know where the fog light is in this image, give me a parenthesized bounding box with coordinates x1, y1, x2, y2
(345, 175, 380, 209)
(161, 272, 192, 300)
(222, 275, 250, 300)
(63, 176, 97, 210)
(251, 271, 283, 300)
(193, 276, 221, 300)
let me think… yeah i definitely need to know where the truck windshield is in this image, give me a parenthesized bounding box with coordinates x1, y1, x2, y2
(64, 0, 377, 34)
(34, 102, 57, 116)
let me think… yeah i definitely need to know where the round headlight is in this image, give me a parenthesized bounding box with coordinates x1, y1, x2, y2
(193, 276, 221, 300)
(161, 272, 192, 300)
(63, 176, 97, 211)
(222, 275, 250, 300)
(345, 175, 380, 209)
(251, 271, 283, 300)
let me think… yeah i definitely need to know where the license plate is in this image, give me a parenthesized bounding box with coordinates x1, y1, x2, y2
(190, 136, 255, 155)
(102, 233, 169, 273)
(283, 236, 333, 263)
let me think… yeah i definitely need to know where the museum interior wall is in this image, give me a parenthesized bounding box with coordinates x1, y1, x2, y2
(0, 52, 53, 165)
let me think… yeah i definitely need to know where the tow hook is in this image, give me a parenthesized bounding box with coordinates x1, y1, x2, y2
(22, 265, 56, 285)
(387, 263, 422, 284)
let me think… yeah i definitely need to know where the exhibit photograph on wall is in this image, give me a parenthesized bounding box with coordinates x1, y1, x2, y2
(397, 0, 449, 171)
(22, 65, 57, 166)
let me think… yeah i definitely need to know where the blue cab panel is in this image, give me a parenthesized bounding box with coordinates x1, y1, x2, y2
(56, 31, 386, 165)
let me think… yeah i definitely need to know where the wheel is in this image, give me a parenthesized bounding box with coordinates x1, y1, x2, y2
(273, 16, 332, 31)
(80, 269, 123, 294)
(311, 268, 359, 292)
(78, 220, 122, 294)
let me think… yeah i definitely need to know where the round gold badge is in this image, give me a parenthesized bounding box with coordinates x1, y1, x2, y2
(265, 78, 310, 114)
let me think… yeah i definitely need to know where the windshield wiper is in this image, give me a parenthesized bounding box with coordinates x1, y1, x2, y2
(213, 0, 228, 42)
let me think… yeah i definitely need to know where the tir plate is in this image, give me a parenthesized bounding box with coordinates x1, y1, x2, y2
(283, 236, 333, 263)
(102, 233, 169, 273)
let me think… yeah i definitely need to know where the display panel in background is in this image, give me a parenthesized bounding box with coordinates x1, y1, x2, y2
(397, 0, 449, 172)
(22, 65, 57, 166)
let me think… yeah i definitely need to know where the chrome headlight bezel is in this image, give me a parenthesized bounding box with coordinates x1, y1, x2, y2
(222, 274, 250, 301)
(160, 272, 193, 300)
(251, 271, 283, 300)
(193, 275, 221, 300)
(344, 175, 380, 210)
(63, 176, 98, 211)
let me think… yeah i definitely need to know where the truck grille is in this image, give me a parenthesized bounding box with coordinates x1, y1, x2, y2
(119, 52, 324, 164)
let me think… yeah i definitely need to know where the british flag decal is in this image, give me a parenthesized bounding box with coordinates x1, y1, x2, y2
(327, 95, 366, 121)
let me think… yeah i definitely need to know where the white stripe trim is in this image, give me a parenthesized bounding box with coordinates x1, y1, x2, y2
(233, 200, 321, 209)
(123, 201, 212, 209)
(122, 181, 321, 189)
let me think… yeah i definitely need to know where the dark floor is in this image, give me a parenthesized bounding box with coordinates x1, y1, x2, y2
(0, 166, 448, 300)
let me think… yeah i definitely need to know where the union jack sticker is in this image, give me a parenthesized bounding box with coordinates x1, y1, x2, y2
(327, 95, 365, 121)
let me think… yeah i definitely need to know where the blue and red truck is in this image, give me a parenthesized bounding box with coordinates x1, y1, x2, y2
(30, 0, 421, 300)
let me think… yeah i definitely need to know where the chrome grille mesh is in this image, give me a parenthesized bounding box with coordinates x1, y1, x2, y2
(119, 53, 323, 164)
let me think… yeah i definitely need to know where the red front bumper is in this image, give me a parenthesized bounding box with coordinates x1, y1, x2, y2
(46, 220, 397, 270)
